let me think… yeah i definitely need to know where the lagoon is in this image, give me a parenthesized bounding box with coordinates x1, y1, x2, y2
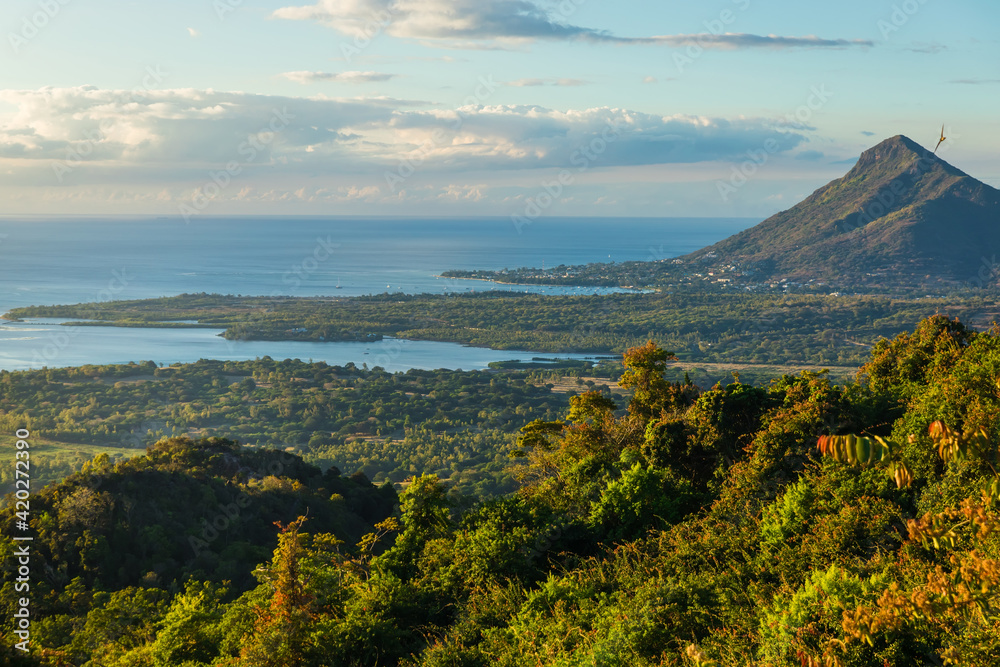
(0, 216, 755, 370)
(0, 318, 610, 372)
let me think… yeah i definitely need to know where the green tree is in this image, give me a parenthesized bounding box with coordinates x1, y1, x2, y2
(619, 340, 675, 419)
(374, 475, 452, 579)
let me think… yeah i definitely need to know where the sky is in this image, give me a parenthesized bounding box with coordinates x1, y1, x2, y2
(0, 0, 997, 219)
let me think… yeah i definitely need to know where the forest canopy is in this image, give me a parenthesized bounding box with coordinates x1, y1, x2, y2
(4, 315, 1000, 665)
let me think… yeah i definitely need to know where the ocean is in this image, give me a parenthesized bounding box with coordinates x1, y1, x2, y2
(0, 216, 754, 371)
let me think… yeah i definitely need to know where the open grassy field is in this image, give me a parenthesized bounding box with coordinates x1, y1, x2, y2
(0, 435, 144, 498)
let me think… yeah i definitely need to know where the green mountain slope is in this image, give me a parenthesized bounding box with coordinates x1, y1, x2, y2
(688, 135, 1000, 287)
(0, 437, 396, 594)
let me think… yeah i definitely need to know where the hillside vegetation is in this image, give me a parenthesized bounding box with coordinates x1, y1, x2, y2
(4, 316, 1000, 664)
(0, 358, 580, 498)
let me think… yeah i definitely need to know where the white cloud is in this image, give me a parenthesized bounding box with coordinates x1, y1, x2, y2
(272, 0, 873, 49)
(0, 87, 809, 191)
(647, 33, 873, 49)
(379, 105, 807, 170)
(272, 0, 601, 42)
(187, 27, 201, 38)
(906, 42, 946, 54)
(794, 149, 825, 161)
(232, 184, 384, 202)
(505, 78, 588, 87)
(0, 86, 408, 168)
(282, 70, 397, 84)
(436, 183, 488, 201)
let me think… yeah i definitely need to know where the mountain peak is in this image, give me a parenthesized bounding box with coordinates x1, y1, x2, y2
(684, 134, 1000, 290)
(849, 134, 967, 180)
(870, 134, 926, 154)
(852, 135, 929, 171)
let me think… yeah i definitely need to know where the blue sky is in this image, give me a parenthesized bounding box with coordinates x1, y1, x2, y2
(0, 0, 997, 218)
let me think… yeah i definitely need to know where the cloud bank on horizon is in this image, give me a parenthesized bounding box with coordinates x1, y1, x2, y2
(0, 85, 806, 177)
(0, 0, 995, 217)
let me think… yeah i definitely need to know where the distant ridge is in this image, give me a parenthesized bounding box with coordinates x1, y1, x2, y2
(686, 135, 1000, 289)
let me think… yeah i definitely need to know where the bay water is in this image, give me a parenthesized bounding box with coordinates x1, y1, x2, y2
(0, 216, 754, 371)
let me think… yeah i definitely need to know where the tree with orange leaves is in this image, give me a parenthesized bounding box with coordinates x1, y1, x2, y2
(239, 516, 313, 666)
